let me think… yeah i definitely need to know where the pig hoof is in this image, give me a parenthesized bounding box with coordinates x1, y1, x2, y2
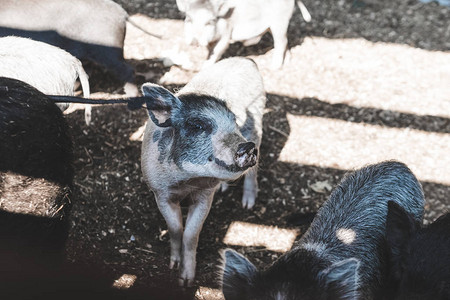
(84, 106, 92, 126)
(242, 192, 256, 209)
(178, 277, 195, 288)
(129, 123, 147, 141)
(220, 182, 229, 192)
(169, 258, 180, 269)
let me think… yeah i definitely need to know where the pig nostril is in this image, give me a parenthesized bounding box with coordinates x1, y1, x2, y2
(235, 142, 258, 169)
(208, 155, 214, 162)
(237, 142, 256, 156)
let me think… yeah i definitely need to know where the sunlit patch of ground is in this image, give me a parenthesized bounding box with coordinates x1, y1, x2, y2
(279, 114, 450, 185)
(223, 221, 300, 253)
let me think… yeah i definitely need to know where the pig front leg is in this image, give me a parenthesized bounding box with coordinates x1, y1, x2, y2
(271, 33, 288, 69)
(155, 193, 184, 270)
(204, 35, 231, 68)
(242, 168, 258, 209)
(179, 189, 215, 287)
(270, 20, 291, 69)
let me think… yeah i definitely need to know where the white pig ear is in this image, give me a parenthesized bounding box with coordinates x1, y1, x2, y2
(216, 0, 235, 18)
(221, 249, 257, 300)
(141, 83, 181, 127)
(320, 258, 360, 300)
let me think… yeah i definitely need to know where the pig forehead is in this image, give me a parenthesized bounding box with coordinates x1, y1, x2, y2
(178, 94, 236, 121)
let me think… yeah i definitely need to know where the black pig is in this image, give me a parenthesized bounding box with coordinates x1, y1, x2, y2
(221, 161, 425, 299)
(0, 77, 73, 265)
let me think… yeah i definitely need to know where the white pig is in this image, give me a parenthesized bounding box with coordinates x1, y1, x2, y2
(141, 57, 266, 286)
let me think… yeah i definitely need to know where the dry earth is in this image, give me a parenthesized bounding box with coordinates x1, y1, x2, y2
(62, 0, 450, 299)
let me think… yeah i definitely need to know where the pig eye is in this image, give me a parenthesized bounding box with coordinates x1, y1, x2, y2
(186, 118, 212, 135)
(191, 122, 204, 130)
(206, 19, 216, 26)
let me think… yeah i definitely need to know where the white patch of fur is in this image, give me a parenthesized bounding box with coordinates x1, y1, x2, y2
(336, 228, 356, 245)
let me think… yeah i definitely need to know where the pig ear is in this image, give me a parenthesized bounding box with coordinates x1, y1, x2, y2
(141, 83, 181, 127)
(221, 249, 257, 300)
(217, 0, 235, 18)
(385, 201, 417, 281)
(320, 258, 360, 300)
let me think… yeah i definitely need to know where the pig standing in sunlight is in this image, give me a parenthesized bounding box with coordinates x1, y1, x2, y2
(384, 201, 450, 300)
(220, 161, 425, 300)
(176, 0, 311, 69)
(140, 57, 266, 287)
(0, 36, 92, 124)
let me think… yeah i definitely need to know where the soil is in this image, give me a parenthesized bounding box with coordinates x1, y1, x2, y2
(62, 0, 449, 299)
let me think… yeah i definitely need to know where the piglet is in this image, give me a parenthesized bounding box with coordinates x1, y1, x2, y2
(0, 36, 92, 125)
(221, 161, 425, 299)
(177, 0, 311, 68)
(141, 57, 266, 286)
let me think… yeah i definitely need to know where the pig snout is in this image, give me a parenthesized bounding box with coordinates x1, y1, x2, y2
(235, 142, 258, 169)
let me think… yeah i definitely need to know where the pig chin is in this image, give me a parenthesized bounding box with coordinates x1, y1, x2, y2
(181, 160, 246, 181)
(212, 157, 253, 179)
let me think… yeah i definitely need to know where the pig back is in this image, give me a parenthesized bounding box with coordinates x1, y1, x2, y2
(0, 36, 84, 96)
(0, 0, 127, 48)
(229, 0, 294, 41)
(299, 161, 425, 296)
(177, 58, 266, 144)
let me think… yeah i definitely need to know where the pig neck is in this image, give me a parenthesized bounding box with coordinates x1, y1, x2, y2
(170, 177, 221, 191)
(162, 177, 221, 203)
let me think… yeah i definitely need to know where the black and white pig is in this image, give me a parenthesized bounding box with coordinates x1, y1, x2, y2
(176, 0, 311, 69)
(0, 76, 74, 265)
(220, 161, 425, 300)
(384, 201, 450, 300)
(0, 36, 92, 125)
(140, 57, 266, 287)
(0, 0, 150, 96)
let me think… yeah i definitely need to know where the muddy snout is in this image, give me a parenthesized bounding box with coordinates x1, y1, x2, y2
(234, 142, 258, 169)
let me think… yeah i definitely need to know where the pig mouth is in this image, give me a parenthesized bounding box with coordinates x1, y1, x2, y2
(213, 151, 258, 173)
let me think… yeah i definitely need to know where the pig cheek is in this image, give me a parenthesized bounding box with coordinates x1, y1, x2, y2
(211, 133, 235, 166)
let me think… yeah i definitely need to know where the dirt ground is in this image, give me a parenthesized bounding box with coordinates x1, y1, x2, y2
(63, 0, 450, 299)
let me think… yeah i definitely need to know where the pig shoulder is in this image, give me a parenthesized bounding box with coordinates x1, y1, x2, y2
(299, 161, 424, 292)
